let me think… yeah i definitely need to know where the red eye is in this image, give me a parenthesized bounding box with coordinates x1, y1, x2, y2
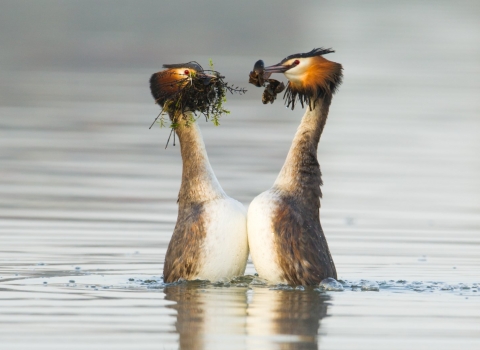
(293, 60, 300, 65)
(184, 70, 190, 75)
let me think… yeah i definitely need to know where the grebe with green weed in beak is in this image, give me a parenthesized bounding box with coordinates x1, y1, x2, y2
(150, 62, 248, 283)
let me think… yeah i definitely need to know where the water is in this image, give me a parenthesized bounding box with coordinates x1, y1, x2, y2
(1, 1, 480, 349)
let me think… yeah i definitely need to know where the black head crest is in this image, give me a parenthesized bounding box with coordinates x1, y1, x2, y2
(279, 48, 335, 64)
(162, 61, 204, 72)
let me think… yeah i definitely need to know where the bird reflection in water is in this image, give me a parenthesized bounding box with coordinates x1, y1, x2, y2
(164, 282, 330, 350)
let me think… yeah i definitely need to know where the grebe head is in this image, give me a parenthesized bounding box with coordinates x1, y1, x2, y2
(150, 61, 214, 108)
(149, 61, 246, 128)
(263, 48, 343, 109)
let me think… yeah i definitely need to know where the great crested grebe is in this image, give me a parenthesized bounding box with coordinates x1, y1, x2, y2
(247, 48, 343, 285)
(150, 62, 248, 283)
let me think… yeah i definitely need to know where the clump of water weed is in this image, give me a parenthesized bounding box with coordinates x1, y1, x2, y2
(248, 59, 285, 105)
(149, 60, 246, 132)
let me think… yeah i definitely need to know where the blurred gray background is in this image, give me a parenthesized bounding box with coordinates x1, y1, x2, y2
(1, 0, 478, 224)
(1, 0, 480, 238)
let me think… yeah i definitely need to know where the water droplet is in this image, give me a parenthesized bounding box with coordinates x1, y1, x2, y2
(361, 281, 379, 291)
(319, 277, 344, 291)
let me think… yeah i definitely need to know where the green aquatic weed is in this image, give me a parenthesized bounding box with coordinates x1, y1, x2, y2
(149, 60, 246, 131)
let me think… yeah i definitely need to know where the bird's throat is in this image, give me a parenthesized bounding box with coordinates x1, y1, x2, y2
(173, 115, 225, 205)
(274, 95, 332, 197)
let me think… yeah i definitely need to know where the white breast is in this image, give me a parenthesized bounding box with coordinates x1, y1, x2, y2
(195, 197, 249, 281)
(247, 190, 285, 284)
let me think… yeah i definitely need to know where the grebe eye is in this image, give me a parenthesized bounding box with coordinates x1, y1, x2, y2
(184, 70, 190, 75)
(293, 60, 300, 65)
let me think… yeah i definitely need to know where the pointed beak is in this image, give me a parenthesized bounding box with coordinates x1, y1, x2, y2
(263, 64, 289, 74)
(249, 60, 289, 87)
(200, 72, 217, 79)
(197, 71, 218, 85)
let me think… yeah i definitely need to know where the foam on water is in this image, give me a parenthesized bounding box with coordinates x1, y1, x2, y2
(4, 274, 478, 297)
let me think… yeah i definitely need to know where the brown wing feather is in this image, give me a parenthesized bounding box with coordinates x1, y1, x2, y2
(163, 203, 207, 283)
(273, 195, 337, 285)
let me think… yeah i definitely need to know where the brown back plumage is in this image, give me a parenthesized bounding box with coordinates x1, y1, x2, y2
(272, 193, 337, 285)
(163, 202, 207, 283)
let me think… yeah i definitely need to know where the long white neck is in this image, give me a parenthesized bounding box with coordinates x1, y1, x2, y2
(174, 114, 226, 206)
(274, 95, 332, 201)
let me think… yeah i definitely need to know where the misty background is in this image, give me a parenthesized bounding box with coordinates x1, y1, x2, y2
(1, 0, 479, 221)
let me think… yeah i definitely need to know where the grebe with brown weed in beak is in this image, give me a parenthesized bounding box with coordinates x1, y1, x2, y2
(247, 48, 343, 285)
